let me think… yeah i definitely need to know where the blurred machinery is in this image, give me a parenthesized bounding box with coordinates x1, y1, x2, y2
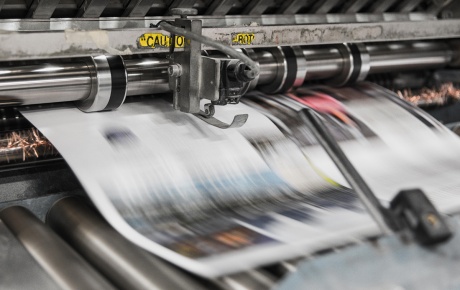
(1, 0, 460, 289)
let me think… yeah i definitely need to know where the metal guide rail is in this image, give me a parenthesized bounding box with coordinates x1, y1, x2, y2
(0, 18, 459, 60)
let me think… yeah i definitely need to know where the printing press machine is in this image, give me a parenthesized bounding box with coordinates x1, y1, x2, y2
(1, 0, 460, 289)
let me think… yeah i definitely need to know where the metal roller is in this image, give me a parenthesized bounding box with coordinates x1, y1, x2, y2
(0, 206, 115, 290)
(0, 41, 454, 108)
(0, 56, 170, 110)
(217, 270, 277, 290)
(367, 42, 453, 74)
(46, 196, 209, 290)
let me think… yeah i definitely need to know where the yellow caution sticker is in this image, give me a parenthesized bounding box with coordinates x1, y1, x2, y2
(138, 33, 186, 49)
(232, 33, 255, 45)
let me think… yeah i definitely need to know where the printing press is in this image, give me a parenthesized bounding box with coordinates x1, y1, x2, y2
(2, 0, 460, 289)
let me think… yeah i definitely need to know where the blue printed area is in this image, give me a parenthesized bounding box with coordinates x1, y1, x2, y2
(107, 168, 290, 210)
(193, 170, 289, 201)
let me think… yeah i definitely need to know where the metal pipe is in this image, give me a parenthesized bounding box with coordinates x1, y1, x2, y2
(0, 206, 116, 290)
(0, 62, 92, 105)
(367, 42, 452, 74)
(302, 46, 345, 80)
(253, 50, 278, 85)
(125, 57, 170, 96)
(299, 108, 395, 234)
(0, 41, 453, 107)
(46, 196, 209, 290)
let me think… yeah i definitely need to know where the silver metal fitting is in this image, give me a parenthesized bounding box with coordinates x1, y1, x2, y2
(168, 64, 182, 77)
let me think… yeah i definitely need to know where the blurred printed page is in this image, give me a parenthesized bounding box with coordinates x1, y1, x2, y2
(20, 98, 378, 277)
(288, 84, 460, 214)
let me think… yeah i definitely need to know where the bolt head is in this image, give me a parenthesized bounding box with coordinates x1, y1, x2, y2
(168, 64, 182, 77)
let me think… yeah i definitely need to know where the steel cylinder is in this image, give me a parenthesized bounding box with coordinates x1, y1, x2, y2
(0, 62, 92, 105)
(302, 45, 345, 80)
(46, 197, 208, 290)
(0, 41, 453, 107)
(0, 206, 115, 290)
(125, 57, 170, 96)
(367, 42, 452, 74)
(252, 49, 279, 85)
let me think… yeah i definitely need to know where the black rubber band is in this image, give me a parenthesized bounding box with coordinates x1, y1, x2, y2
(104, 56, 127, 111)
(280, 46, 298, 92)
(348, 44, 362, 84)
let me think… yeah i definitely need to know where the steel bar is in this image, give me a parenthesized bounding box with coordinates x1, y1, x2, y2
(310, 0, 342, 13)
(125, 57, 170, 96)
(0, 0, 441, 18)
(46, 196, 208, 290)
(0, 220, 61, 290)
(0, 13, 435, 32)
(367, 42, 452, 74)
(427, 0, 454, 15)
(302, 46, 345, 80)
(0, 61, 92, 105)
(0, 57, 169, 106)
(278, 0, 314, 14)
(394, 0, 424, 13)
(29, 0, 60, 18)
(299, 109, 395, 234)
(242, 0, 274, 15)
(0, 206, 115, 290)
(167, 0, 196, 10)
(122, 0, 157, 17)
(0, 19, 457, 60)
(77, 0, 110, 17)
(368, 0, 398, 13)
(205, 0, 234, 15)
(0, 41, 452, 106)
(340, 0, 369, 13)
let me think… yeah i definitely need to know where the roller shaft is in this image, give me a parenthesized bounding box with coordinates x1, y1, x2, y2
(0, 41, 453, 107)
(0, 206, 115, 290)
(47, 197, 208, 290)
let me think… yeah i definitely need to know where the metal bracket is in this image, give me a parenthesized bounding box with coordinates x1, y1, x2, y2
(165, 8, 249, 128)
(194, 112, 248, 129)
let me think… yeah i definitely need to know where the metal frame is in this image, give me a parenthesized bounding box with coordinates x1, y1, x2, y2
(0, 18, 459, 61)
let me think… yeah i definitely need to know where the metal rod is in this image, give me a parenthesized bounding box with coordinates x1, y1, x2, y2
(0, 41, 453, 107)
(46, 196, 209, 290)
(302, 46, 345, 80)
(0, 206, 116, 290)
(367, 42, 452, 74)
(0, 61, 92, 105)
(125, 57, 170, 96)
(298, 109, 395, 234)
